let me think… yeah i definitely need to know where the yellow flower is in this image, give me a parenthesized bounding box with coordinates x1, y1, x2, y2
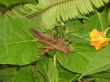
(90, 28, 110, 50)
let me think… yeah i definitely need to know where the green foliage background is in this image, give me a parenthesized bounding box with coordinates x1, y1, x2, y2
(0, 0, 110, 82)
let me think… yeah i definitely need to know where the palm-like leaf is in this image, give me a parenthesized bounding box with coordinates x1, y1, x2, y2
(6, 0, 109, 31)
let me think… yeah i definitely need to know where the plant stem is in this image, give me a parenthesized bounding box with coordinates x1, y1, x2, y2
(69, 74, 80, 82)
(97, 12, 103, 32)
(53, 55, 56, 66)
(104, 27, 110, 35)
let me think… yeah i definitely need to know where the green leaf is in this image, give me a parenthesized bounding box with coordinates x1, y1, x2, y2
(36, 57, 58, 82)
(12, 66, 44, 82)
(6, 0, 109, 31)
(56, 44, 96, 73)
(82, 45, 110, 76)
(56, 10, 110, 77)
(57, 43, 110, 79)
(56, 61, 78, 82)
(0, 68, 16, 82)
(36, 56, 78, 82)
(65, 20, 90, 44)
(90, 72, 110, 79)
(65, 9, 109, 44)
(0, 15, 43, 65)
(91, 77, 110, 82)
(0, 0, 37, 7)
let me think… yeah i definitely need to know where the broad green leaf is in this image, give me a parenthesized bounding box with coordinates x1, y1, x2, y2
(36, 57, 58, 82)
(56, 44, 96, 73)
(0, 68, 16, 82)
(0, 15, 43, 65)
(56, 61, 78, 82)
(57, 41, 110, 80)
(36, 56, 78, 82)
(82, 45, 110, 76)
(12, 66, 44, 82)
(56, 10, 110, 77)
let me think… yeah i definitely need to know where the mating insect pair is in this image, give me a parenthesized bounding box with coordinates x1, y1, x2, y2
(30, 28, 72, 56)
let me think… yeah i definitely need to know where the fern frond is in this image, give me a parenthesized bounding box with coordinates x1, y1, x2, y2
(6, 0, 109, 31)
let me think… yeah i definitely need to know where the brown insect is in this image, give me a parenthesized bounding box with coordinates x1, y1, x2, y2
(30, 29, 71, 55)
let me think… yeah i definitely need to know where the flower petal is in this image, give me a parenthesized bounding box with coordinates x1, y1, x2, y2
(89, 28, 110, 50)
